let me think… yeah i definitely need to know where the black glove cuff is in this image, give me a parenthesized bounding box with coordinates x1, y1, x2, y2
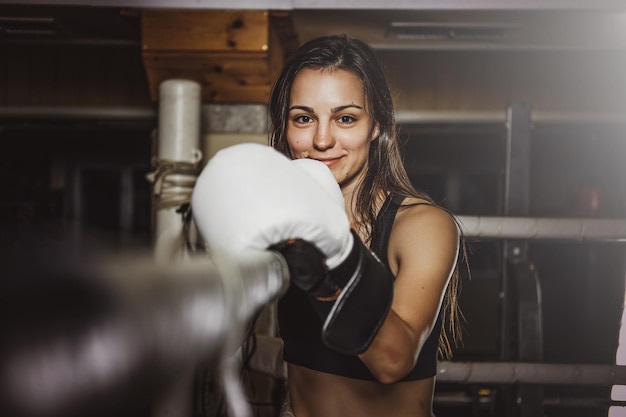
(321, 235, 395, 355)
(327, 229, 362, 289)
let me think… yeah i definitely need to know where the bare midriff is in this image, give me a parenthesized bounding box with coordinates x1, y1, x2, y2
(287, 363, 436, 417)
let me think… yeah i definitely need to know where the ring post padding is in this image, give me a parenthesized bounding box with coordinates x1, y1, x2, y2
(153, 79, 202, 263)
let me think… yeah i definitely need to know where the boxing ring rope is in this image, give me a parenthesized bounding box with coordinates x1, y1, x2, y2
(456, 215, 626, 241)
(436, 361, 626, 385)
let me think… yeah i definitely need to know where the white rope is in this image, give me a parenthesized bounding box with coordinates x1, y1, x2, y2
(437, 361, 626, 385)
(146, 153, 202, 210)
(457, 215, 626, 242)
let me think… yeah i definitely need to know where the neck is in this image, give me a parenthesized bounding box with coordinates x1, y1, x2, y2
(343, 189, 357, 225)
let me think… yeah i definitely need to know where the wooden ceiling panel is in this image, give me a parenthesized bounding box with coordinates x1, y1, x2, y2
(141, 9, 297, 103)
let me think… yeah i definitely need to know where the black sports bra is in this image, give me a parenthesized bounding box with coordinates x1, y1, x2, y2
(277, 193, 443, 381)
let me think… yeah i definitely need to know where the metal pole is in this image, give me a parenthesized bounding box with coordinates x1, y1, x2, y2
(502, 102, 544, 416)
(151, 79, 202, 417)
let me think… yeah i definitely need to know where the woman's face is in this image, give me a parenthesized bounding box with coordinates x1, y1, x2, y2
(286, 68, 379, 191)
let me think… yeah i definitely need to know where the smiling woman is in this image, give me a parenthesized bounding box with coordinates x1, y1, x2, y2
(267, 34, 466, 417)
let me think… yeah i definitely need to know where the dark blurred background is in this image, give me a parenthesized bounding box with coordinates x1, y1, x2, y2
(1, 2, 625, 416)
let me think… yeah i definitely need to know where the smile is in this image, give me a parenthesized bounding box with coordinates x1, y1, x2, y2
(313, 157, 342, 167)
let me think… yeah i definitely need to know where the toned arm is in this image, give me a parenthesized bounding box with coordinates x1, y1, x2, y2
(359, 202, 460, 383)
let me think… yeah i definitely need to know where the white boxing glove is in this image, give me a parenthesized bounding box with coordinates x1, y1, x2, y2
(291, 158, 346, 209)
(191, 143, 353, 271)
(192, 143, 394, 356)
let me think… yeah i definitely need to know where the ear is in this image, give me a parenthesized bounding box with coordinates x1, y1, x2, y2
(370, 122, 380, 142)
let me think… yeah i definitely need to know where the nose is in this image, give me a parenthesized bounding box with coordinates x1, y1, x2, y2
(313, 123, 335, 151)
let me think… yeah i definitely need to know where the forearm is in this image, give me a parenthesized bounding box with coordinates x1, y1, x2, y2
(358, 309, 425, 384)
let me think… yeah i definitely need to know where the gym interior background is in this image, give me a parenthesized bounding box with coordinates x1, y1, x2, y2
(1, 1, 625, 417)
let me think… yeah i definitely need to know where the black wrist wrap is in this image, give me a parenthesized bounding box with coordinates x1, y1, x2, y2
(319, 230, 395, 356)
(269, 239, 337, 297)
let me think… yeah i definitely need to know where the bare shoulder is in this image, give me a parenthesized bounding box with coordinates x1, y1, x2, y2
(385, 197, 459, 326)
(395, 197, 459, 241)
(387, 197, 460, 274)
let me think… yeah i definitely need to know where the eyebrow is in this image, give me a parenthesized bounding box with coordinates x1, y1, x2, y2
(288, 104, 364, 113)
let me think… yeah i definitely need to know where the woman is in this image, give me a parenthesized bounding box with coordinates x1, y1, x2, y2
(268, 34, 463, 417)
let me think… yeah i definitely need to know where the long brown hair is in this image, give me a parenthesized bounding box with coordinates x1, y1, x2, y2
(269, 34, 464, 358)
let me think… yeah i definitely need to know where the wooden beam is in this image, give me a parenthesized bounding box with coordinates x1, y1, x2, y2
(141, 9, 297, 103)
